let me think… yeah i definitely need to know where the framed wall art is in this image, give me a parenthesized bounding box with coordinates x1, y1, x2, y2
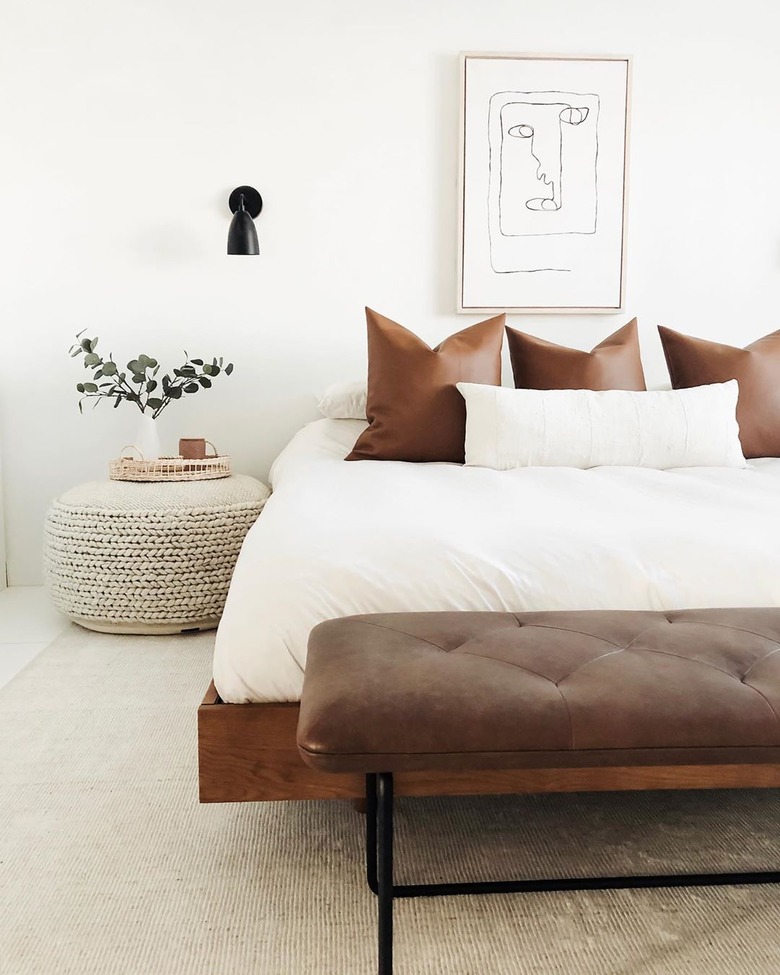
(458, 53, 631, 314)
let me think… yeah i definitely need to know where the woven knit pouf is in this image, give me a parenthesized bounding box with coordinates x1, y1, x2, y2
(43, 475, 270, 634)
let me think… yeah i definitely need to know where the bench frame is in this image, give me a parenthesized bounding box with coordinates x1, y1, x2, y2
(198, 682, 780, 803)
(366, 771, 780, 975)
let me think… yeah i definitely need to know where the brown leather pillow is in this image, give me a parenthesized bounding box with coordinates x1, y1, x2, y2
(346, 308, 505, 463)
(506, 319, 646, 390)
(659, 326, 780, 459)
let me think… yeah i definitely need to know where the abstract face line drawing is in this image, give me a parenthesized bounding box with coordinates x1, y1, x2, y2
(507, 105, 589, 213)
(487, 90, 600, 273)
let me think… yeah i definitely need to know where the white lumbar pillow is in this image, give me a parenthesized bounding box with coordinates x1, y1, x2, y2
(456, 381, 746, 470)
(317, 381, 367, 419)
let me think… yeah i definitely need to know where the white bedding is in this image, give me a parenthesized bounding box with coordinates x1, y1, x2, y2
(213, 418, 780, 703)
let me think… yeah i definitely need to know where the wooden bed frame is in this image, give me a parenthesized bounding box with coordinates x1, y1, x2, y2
(198, 682, 780, 803)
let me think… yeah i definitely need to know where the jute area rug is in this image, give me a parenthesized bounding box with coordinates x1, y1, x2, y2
(2, 627, 780, 975)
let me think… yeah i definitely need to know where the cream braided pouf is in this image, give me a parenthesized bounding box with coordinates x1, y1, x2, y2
(43, 475, 270, 634)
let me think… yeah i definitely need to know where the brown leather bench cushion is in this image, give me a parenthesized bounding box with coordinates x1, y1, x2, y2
(297, 609, 780, 774)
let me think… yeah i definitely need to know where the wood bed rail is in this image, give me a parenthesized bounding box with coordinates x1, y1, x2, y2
(198, 682, 363, 802)
(198, 682, 780, 804)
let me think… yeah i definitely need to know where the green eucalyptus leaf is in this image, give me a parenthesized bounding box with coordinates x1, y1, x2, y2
(146, 397, 163, 410)
(191, 358, 203, 366)
(153, 364, 160, 376)
(83, 382, 98, 393)
(210, 365, 220, 376)
(202, 363, 213, 376)
(148, 358, 158, 368)
(198, 376, 212, 388)
(78, 400, 83, 414)
(169, 387, 182, 399)
(146, 379, 157, 393)
(84, 352, 100, 366)
(225, 363, 234, 375)
(76, 383, 85, 393)
(184, 382, 199, 393)
(113, 396, 122, 408)
(131, 374, 145, 384)
(102, 361, 117, 376)
(80, 338, 93, 352)
(127, 359, 142, 374)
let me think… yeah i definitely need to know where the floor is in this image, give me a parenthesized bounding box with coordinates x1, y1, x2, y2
(5, 623, 780, 974)
(0, 586, 70, 691)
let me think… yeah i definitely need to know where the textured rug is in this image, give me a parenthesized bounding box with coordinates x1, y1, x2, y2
(2, 628, 780, 975)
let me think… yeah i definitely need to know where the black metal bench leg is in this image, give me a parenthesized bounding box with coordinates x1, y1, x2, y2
(366, 774, 378, 894)
(377, 772, 394, 975)
(361, 777, 780, 974)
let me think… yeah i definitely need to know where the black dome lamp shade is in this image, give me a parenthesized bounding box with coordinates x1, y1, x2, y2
(227, 185, 262, 255)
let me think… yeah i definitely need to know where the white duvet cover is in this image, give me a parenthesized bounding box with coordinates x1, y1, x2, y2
(213, 418, 780, 703)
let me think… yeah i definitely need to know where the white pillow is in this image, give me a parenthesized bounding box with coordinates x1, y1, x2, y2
(317, 381, 367, 420)
(457, 381, 746, 470)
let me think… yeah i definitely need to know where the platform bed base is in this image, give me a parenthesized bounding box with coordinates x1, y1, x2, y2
(198, 683, 780, 803)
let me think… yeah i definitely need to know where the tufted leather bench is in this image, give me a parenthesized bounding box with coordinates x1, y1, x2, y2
(297, 609, 780, 975)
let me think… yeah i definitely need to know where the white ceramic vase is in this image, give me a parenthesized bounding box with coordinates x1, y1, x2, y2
(134, 412, 161, 460)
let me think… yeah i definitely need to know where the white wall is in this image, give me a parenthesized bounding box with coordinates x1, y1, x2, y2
(2, 0, 779, 584)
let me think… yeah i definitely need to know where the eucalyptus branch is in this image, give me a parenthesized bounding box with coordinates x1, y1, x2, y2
(70, 331, 234, 418)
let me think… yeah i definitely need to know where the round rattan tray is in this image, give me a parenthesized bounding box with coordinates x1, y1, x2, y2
(109, 454, 231, 482)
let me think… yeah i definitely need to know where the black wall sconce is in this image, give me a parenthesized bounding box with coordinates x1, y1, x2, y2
(227, 186, 263, 255)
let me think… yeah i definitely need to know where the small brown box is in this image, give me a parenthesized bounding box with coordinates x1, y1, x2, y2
(179, 438, 210, 460)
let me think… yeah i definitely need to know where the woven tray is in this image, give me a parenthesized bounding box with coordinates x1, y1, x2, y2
(109, 454, 232, 482)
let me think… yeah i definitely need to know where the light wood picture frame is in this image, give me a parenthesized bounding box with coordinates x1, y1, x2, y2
(458, 53, 631, 314)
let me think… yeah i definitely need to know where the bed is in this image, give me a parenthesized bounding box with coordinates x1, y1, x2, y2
(199, 416, 780, 802)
